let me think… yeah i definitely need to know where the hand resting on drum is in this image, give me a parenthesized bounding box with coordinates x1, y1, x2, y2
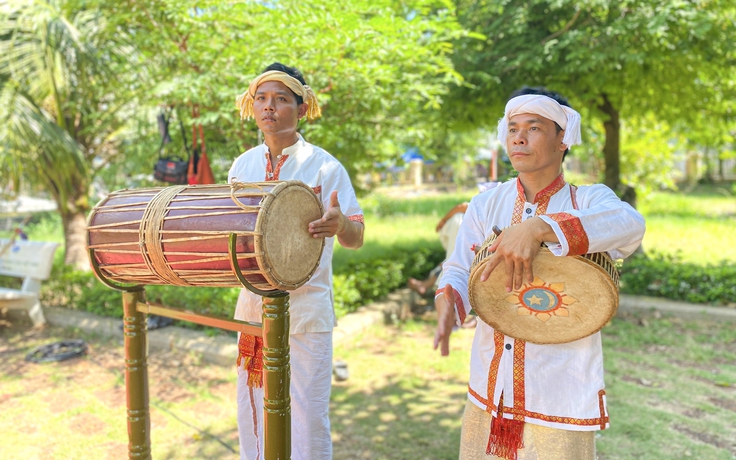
(308, 191, 364, 249)
(479, 217, 559, 292)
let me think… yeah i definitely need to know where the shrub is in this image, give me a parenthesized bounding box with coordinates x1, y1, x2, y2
(333, 246, 443, 318)
(619, 252, 736, 305)
(42, 258, 124, 317)
(41, 246, 444, 324)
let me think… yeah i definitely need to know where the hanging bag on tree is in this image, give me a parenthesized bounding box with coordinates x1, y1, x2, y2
(153, 108, 190, 185)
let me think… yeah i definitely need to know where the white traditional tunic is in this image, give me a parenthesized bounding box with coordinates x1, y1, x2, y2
(439, 174, 645, 432)
(228, 134, 363, 460)
(228, 134, 363, 333)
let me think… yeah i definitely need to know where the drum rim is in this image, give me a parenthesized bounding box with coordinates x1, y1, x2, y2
(469, 246, 620, 344)
(254, 180, 325, 291)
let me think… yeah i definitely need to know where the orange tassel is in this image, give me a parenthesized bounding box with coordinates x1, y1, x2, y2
(487, 401, 524, 460)
(237, 334, 263, 388)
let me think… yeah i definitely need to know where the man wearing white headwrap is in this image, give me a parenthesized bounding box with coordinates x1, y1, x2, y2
(230, 62, 364, 460)
(433, 88, 645, 460)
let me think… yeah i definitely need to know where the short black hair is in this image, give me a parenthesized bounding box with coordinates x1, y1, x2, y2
(262, 62, 307, 106)
(509, 86, 572, 159)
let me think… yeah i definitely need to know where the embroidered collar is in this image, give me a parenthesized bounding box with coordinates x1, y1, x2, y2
(263, 134, 307, 180)
(516, 173, 567, 204)
(263, 133, 306, 158)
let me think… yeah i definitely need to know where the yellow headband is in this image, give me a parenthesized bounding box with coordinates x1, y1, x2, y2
(235, 70, 322, 121)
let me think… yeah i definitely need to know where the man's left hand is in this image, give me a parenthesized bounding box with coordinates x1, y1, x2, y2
(309, 191, 345, 238)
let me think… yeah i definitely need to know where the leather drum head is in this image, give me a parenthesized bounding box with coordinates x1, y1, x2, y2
(469, 249, 619, 344)
(256, 181, 325, 291)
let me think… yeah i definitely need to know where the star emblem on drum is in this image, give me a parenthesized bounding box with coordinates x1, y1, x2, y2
(505, 276, 578, 322)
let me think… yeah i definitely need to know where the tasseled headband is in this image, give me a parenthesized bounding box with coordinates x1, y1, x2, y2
(235, 70, 322, 121)
(497, 94, 582, 149)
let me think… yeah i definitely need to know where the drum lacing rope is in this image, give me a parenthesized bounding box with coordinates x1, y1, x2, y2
(229, 181, 272, 212)
(139, 185, 193, 286)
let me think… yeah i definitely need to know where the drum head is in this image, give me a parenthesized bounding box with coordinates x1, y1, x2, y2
(256, 181, 325, 290)
(469, 250, 618, 344)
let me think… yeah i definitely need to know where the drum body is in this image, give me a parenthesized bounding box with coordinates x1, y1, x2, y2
(469, 236, 619, 344)
(88, 181, 325, 292)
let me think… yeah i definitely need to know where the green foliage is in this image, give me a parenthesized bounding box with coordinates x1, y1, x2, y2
(0, 0, 149, 267)
(448, 0, 736, 193)
(111, 0, 467, 182)
(334, 247, 444, 318)
(41, 259, 124, 317)
(145, 285, 240, 326)
(620, 252, 736, 305)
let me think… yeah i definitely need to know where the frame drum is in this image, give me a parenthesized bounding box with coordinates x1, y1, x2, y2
(469, 235, 619, 344)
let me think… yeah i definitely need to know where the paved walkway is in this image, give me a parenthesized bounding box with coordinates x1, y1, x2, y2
(39, 291, 736, 366)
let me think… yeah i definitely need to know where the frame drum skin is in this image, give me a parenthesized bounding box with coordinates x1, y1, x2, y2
(469, 239, 619, 344)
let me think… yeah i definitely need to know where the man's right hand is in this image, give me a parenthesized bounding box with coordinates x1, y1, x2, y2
(433, 284, 457, 357)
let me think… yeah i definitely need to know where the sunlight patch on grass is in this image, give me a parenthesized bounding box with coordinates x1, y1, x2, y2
(641, 215, 736, 264)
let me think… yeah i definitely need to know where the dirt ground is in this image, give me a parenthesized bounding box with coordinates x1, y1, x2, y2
(0, 316, 240, 460)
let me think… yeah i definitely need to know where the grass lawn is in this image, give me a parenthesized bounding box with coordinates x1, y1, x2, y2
(2, 310, 734, 459)
(638, 186, 736, 265)
(333, 311, 736, 460)
(0, 308, 736, 460)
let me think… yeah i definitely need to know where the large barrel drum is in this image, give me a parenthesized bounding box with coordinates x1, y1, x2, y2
(87, 181, 324, 292)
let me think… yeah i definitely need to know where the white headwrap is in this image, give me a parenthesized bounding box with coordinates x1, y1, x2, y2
(497, 94, 582, 149)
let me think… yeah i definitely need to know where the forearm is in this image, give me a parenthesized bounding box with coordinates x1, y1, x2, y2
(337, 218, 364, 249)
(530, 216, 558, 244)
(539, 186, 646, 257)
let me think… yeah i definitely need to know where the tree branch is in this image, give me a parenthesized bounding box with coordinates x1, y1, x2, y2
(541, 9, 581, 44)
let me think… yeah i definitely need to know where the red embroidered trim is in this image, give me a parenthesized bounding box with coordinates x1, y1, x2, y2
(486, 332, 506, 411)
(546, 212, 589, 255)
(452, 287, 467, 325)
(348, 214, 364, 224)
(512, 181, 526, 225)
(514, 174, 567, 221)
(468, 386, 610, 427)
(512, 339, 526, 421)
(264, 153, 289, 181)
(533, 173, 566, 204)
(312, 185, 322, 195)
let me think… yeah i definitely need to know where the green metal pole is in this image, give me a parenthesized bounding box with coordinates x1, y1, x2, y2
(122, 289, 151, 460)
(262, 294, 291, 460)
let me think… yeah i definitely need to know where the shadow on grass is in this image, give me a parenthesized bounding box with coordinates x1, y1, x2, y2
(331, 375, 465, 460)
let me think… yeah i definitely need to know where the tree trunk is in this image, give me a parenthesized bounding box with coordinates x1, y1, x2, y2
(599, 93, 637, 208)
(63, 209, 89, 271)
(599, 93, 620, 191)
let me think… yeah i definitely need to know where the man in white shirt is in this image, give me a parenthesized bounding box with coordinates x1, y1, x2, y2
(433, 88, 645, 460)
(230, 62, 364, 460)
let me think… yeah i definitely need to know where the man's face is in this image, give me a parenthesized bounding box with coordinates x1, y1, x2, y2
(505, 113, 566, 176)
(253, 81, 308, 137)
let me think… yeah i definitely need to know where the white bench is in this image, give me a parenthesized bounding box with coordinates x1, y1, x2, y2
(0, 239, 59, 326)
